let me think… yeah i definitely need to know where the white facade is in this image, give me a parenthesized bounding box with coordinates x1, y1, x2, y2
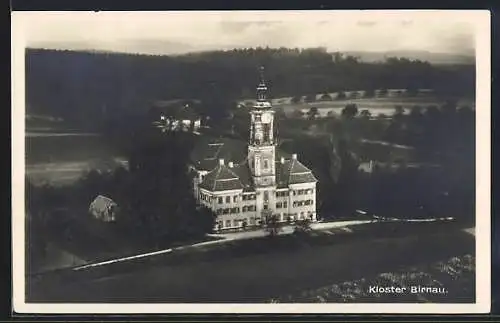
(193, 68, 317, 232)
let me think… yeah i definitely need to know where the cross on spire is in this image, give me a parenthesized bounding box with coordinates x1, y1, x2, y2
(259, 66, 266, 85)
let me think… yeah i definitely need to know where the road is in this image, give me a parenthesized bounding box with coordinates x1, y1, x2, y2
(209, 220, 373, 241)
(27, 228, 474, 303)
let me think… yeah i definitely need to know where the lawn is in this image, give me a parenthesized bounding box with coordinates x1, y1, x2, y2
(29, 220, 468, 285)
(27, 222, 474, 303)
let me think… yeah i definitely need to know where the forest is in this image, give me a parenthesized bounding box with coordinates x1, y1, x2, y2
(25, 47, 475, 130)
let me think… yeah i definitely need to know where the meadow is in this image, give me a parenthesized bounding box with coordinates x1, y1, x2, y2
(277, 97, 475, 118)
(26, 134, 127, 186)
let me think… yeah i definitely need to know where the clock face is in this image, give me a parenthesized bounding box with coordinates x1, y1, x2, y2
(262, 113, 271, 123)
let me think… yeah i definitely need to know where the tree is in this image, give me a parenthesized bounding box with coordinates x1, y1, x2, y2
(336, 91, 346, 100)
(292, 108, 305, 119)
(364, 89, 375, 98)
(393, 105, 405, 121)
(360, 109, 372, 120)
(291, 95, 302, 103)
(320, 93, 333, 101)
(341, 104, 358, 120)
(122, 130, 216, 246)
(378, 88, 388, 97)
(293, 218, 312, 235)
(304, 94, 317, 103)
(307, 107, 319, 119)
(262, 212, 282, 237)
(334, 139, 360, 215)
(326, 110, 336, 118)
(406, 87, 419, 97)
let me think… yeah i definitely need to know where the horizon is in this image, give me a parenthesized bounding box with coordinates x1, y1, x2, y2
(26, 46, 475, 58)
(15, 11, 476, 57)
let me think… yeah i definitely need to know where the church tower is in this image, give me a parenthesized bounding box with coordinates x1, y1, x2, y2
(248, 67, 276, 215)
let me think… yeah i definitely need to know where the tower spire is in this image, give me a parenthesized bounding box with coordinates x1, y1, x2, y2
(256, 66, 268, 102)
(259, 66, 266, 85)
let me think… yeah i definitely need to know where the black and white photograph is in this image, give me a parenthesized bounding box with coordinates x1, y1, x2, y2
(12, 10, 490, 313)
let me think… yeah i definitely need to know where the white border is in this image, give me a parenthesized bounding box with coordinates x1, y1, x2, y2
(11, 10, 491, 314)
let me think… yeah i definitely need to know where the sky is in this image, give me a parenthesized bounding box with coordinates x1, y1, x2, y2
(13, 11, 478, 55)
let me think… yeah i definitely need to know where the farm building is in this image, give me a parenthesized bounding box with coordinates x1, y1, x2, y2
(150, 101, 202, 132)
(89, 195, 119, 222)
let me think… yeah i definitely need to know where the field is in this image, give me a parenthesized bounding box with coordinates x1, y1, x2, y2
(27, 222, 474, 303)
(271, 254, 475, 303)
(25, 134, 127, 186)
(276, 97, 475, 118)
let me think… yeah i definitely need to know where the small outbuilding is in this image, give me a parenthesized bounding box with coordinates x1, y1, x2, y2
(89, 195, 118, 222)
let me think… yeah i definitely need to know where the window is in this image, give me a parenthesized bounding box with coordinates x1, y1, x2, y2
(283, 201, 287, 208)
(223, 208, 229, 215)
(263, 124, 271, 142)
(264, 160, 269, 169)
(218, 197, 223, 204)
(242, 206, 247, 212)
(293, 191, 297, 196)
(264, 191, 269, 201)
(305, 200, 310, 206)
(233, 195, 238, 203)
(225, 220, 231, 228)
(216, 209, 222, 215)
(226, 196, 230, 203)
(242, 195, 247, 201)
(255, 115, 261, 122)
(263, 204, 268, 210)
(276, 202, 282, 208)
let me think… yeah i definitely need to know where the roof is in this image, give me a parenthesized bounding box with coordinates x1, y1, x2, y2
(276, 158, 317, 188)
(199, 163, 245, 192)
(192, 135, 316, 191)
(152, 101, 200, 120)
(231, 161, 254, 191)
(191, 137, 248, 171)
(89, 195, 117, 210)
(191, 136, 293, 172)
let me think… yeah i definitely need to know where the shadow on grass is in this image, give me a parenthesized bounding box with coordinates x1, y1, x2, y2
(28, 220, 468, 288)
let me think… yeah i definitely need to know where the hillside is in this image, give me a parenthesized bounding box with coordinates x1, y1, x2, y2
(344, 50, 475, 65)
(25, 47, 475, 130)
